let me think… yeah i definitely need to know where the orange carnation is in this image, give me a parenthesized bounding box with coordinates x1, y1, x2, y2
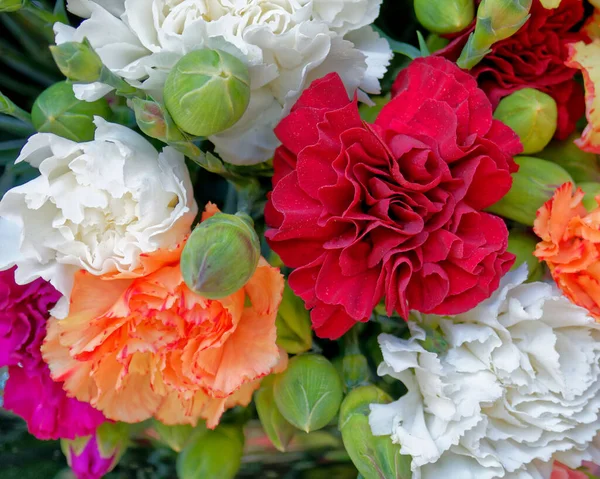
(42, 206, 285, 428)
(534, 182, 600, 320)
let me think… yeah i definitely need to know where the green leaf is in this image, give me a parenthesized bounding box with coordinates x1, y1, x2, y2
(372, 26, 421, 60)
(416, 31, 430, 56)
(255, 376, 297, 452)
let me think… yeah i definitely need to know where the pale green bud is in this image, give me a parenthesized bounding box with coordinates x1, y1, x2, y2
(342, 353, 371, 391)
(339, 386, 412, 479)
(507, 229, 544, 281)
(578, 182, 600, 212)
(414, 0, 475, 34)
(152, 421, 195, 452)
(50, 40, 104, 83)
(487, 156, 574, 226)
(0, 0, 24, 12)
(131, 97, 185, 143)
(538, 133, 600, 183)
(176, 425, 244, 479)
(275, 283, 312, 354)
(494, 88, 557, 154)
(273, 354, 344, 433)
(475, 0, 532, 45)
(255, 375, 296, 452)
(180, 212, 260, 299)
(164, 49, 250, 137)
(31, 82, 111, 142)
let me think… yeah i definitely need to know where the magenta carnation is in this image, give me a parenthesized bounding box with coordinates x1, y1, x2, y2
(0, 267, 105, 440)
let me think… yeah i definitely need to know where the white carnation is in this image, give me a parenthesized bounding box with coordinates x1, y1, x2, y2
(369, 266, 600, 479)
(55, 0, 392, 165)
(0, 117, 197, 318)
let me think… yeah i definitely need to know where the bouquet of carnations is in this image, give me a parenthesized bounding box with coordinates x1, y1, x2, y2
(3, 0, 600, 478)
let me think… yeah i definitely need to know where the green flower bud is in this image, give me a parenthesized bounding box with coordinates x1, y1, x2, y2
(276, 283, 312, 354)
(273, 354, 344, 433)
(31, 82, 111, 142)
(132, 97, 186, 143)
(50, 40, 104, 83)
(342, 353, 371, 391)
(494, 88, 557, 154)
(507, 229, 544, 281)
(176, 425, 244, 479)
(180, 212, 260, 299)
(164, 49, 250, 137)
(487, 156, 574, 226)
(0, 0, 24, 12)
(152, 421, 195, 453)
(538, 133, 600, 183)
(475, 0, 532, 44)
(578, 182, 600, 212)
(339, 386, 412, 479)
(255, 375, 296, 452)
(414, 0, 475, 34)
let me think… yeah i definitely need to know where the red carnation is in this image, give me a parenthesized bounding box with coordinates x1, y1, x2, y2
(265, 56, 521, 339)
(436, 0, 586, 140)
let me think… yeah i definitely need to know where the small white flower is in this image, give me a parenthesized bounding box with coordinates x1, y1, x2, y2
(369, 266, 600, 479)
(56, 0, 392, 165)
(0, 117, 197, 318)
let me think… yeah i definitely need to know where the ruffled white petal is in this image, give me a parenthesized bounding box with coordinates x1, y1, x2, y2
(0, 118, 197, 317)
(58, 0, 392, 165)
(369, 266, 600, 479)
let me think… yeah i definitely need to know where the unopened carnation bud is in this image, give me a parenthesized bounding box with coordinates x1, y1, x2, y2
(164, 49, 250, 137)
(273, 354, 344, 433)
(578, 182, 600, 212)
(487, 156, 574, 226)
(61, 423, 129, 479)
(0, 0, 24, 12)
(339, 386, 411, 479)
(507, 229, 543, 281)
(538, 133, 600, 183)
(50, 40, 103, 83)
(275, 283, 312, 354)
(476, 0, 532, 44)
(177, 425, 244, 479)
(414, 0, 475, 34)
(255, 376, 296, 452)
(31, 82, 111, 142)
(181, 212, 260, 299)
(494, 88, 557, 154)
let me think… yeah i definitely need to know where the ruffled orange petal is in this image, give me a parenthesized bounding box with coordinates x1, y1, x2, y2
(192, 261, 284, 397)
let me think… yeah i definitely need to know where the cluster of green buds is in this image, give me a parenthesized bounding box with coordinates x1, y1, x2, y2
(494, 88, 557, 154)
(458, 0, 533, 69)
(487, 156, 573, 226)
(164, 49, 251, 137)
(414, 0, 475, 35)
(31, 81, 111, 142)
(180, 212, 261, 299)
